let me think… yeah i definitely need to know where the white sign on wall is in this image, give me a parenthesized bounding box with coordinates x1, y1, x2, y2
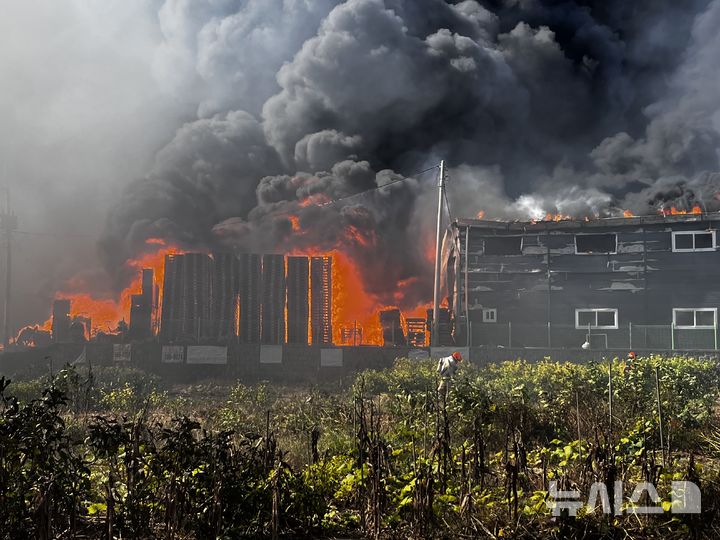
(113, 344, 132, 363)
(186, 345, 227, 365)
(320, 348, 343, 367)
(161, 345, 185, 364)
(260, 345, 283, 364)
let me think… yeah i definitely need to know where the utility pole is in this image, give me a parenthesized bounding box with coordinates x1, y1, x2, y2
(1, 189, 17, 349)
(431, 160, 445, 347)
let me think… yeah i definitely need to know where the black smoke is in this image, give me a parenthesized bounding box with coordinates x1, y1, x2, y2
(100, 0, 720, 310)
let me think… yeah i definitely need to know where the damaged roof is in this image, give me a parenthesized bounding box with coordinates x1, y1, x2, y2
(454, 212, 720, 232)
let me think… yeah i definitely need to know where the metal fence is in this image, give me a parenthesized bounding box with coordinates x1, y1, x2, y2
(469, 322, 720, 351)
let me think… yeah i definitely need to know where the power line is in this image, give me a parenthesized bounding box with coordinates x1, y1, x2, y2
(317, 164, 440, 207)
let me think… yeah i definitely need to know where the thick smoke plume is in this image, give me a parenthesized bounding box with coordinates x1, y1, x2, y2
(89, 0, 720, 312)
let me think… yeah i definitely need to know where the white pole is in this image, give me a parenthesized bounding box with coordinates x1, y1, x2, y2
(432, 161, 445, 347)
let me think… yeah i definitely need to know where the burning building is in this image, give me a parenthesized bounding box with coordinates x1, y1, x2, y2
(129, 268, 154, 340)
(446, 213, 720, 350)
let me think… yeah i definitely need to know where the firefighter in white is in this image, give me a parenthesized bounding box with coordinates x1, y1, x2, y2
(437, 351, 464, 397)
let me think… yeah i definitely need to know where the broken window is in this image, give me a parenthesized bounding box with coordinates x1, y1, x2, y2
(575, 234, 617, 254)
(672, 231, 716, 252)
(575, 308, 618, 329)
(483, 236, 522, 255)
(673, 308, 716, 328)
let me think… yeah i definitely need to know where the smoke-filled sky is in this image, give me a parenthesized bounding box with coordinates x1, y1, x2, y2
(2, 0, 720, 330)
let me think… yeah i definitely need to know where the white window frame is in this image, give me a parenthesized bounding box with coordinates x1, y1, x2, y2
(671, 230, 716, 252)
(482, 308, 497, 323)
(575, 308, 618, 330)
(574, 233, 618, 255)
(672, 308, 717, 329)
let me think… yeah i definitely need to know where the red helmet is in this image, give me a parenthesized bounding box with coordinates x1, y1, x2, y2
(628, 351, 636, 359)
(452, 351, 463, 361)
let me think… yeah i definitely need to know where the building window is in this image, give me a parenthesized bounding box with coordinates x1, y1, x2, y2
(482, 308, 497, 323)
(575, 233, 617, 254)
(575, 308, 618, 329)
(483, 236, 522, 255)
(672, 231, 716, 252)
(673, 308, 717, 329)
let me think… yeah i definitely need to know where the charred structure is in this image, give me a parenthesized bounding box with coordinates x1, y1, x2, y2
(51, 299, 71, 343)
(155, 252, 332, 346)
(261, 254, 286, 344)
(238, 253, 262, 343)
(311, 256, 332, 345)
(406, 318, 427, 347)
(129, 269, 154, 340)
(447, 213, 720, 350)
(287, 256, 310, 344)
(380, 309, 405, 347)
(213, 254, 240, 340)
(160, 253, 213, 342)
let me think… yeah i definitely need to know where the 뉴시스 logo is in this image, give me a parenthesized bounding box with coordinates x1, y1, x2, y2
(546, 481, 701, 516)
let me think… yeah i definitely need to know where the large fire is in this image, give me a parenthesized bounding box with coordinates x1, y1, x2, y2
(21, 233, 430, 347)
(32, 239, 183, 337)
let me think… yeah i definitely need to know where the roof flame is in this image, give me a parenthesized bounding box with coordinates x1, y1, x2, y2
(659, 206, 703, 216)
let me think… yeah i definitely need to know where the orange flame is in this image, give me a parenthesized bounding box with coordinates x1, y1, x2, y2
(660, 206, 703, 216)
(299, 194, 331, 207)
(623, 210, 634, 217)
(287, 246, 429, 346)
(476, 210, 486, 219)
(543, 213, 571, 222)
(289, 215, 301, 232)
(29, 238, 184, 339)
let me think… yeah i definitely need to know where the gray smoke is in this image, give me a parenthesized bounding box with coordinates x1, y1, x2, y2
(89, 0, 720, 310)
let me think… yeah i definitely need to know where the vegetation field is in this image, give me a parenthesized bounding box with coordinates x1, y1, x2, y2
(2, 355, 720, 539)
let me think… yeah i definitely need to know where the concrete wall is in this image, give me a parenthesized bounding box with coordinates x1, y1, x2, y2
(2, 343, 716, 384)
(0, 343, 410, 384)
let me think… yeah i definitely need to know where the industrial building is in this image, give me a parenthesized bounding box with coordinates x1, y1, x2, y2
(446, 213, 720, 350)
